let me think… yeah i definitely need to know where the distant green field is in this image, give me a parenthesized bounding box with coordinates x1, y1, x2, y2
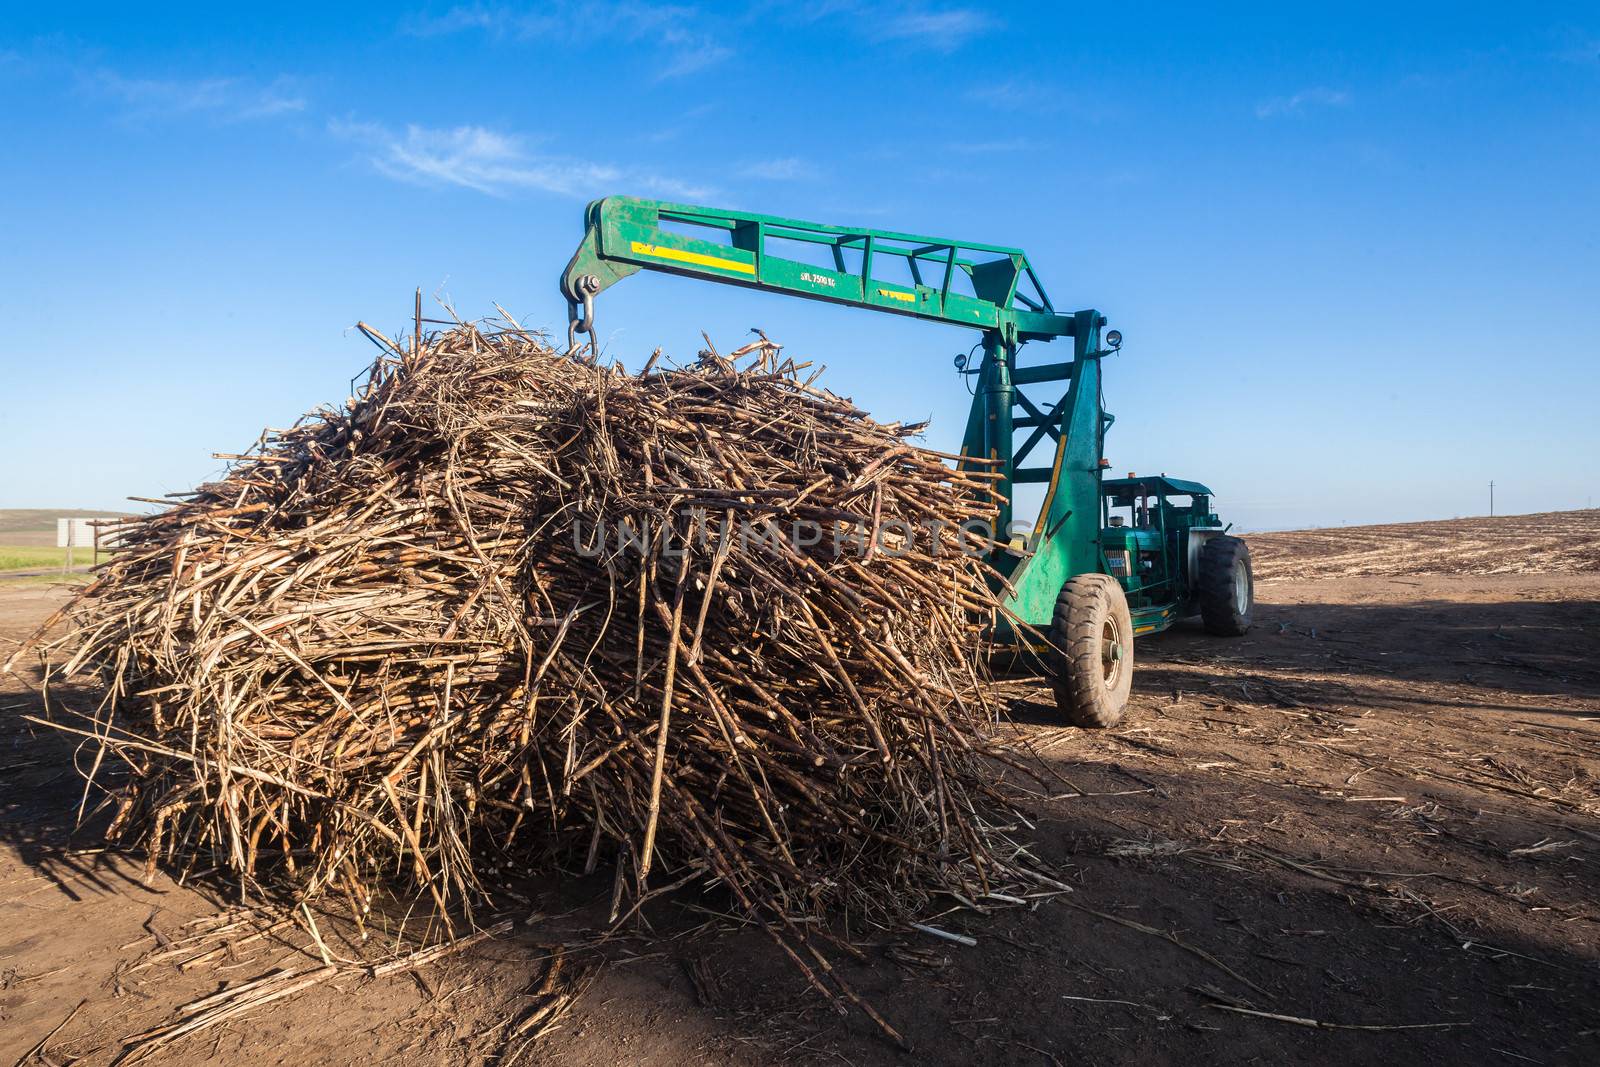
(0, 544, 114, 572)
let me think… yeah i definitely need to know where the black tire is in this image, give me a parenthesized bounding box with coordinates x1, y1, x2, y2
(1199, 535, 1253, 636)
(1049, 574, 1134, 728)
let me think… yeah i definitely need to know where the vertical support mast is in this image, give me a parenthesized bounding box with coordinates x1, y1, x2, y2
(979, 329, 1016, 541)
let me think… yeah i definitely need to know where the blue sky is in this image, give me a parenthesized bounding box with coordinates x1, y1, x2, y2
(1, 3, 1596, 529)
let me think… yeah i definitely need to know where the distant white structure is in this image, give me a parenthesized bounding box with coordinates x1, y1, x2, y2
(57, 517, 125, 550)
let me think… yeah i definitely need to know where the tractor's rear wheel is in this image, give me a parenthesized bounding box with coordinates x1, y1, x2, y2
(1199, 535, 1254, 636)
(1050, 574, 1134, 728)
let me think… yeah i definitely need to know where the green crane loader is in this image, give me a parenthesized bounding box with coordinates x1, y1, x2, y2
(560, 196, 1253, 727)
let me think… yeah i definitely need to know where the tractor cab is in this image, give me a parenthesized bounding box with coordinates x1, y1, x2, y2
(1100, 475, 1238, 635)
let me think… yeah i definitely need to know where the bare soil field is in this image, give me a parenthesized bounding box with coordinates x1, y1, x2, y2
(1250, 508, 1600, 580)
(3, 511, 1598, 1066)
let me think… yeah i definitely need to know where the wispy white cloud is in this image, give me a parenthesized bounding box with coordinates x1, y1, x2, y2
(656, 40, 733, 80)
(787, 2, 993, 51)
(401, 5, 502, 35)
(406, 2, 988, 74)
(1554, 37, 1600, 64)
(946, 137, 1038, 154)
(403, 3, 727, 80)
(964, 78, 1106, 120)
(405, 1, 693, 39)
(329, 117, 709, 200)
(644, 103, 715, 143)
(1254, 86, 1350, 119)
(83, 69, 307, 122)
(870, 6, 995, 51)
(960, 78, 1062, 111)
(738, 157, 818, 181)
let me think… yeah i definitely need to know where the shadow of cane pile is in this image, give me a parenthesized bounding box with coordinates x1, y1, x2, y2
(16, 312, 1051, 1035)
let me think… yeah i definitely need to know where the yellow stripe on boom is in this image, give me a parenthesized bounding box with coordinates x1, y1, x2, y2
(876, 287, 916, 303)
(630, 241, 755, 275)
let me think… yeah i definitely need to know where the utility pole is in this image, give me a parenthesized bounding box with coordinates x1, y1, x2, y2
(1489, 480, 1495, 517)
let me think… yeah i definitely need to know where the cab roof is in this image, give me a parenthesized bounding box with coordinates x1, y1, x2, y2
(1101, 475, 1213, 498)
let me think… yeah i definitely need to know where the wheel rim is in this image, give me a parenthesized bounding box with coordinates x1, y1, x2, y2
(1233, 562, 1250, 615)
(1100, 616, 1124, 689)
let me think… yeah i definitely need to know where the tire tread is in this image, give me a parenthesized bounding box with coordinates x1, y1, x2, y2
(1049, 574, 1133, 728)
(1198, 535, 1253, 636)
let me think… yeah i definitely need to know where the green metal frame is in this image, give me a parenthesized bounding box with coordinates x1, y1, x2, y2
(560, 196, 1116, 631)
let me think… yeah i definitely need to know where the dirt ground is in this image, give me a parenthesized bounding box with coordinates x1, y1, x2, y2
(1250, 509, 1600, 580)
(3, 512, 1597, 1066)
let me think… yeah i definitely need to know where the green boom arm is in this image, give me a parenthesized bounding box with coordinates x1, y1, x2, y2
(559, 196, 1115, 629)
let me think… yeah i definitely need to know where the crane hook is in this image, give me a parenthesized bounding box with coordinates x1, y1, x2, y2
(566, 274, 601, 353)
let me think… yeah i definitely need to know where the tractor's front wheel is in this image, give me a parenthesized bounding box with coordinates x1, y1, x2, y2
(1050, 574, 1134, 728)
(1199, 535, 1254, 636)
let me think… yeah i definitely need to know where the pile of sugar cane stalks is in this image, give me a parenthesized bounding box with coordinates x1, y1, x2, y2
(11, 313, 1058, 1046)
